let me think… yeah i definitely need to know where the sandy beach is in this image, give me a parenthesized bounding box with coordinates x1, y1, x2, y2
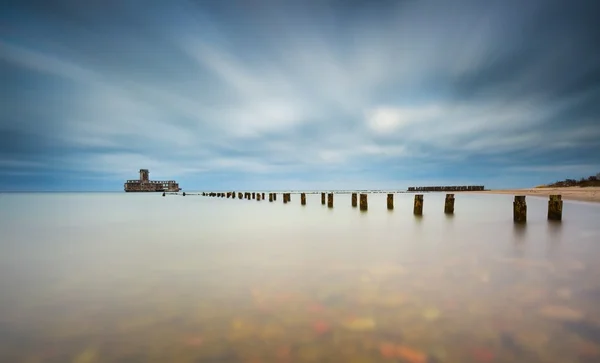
(463, 187, 600, 203)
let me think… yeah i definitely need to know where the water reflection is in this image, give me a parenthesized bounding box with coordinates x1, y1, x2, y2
(0, 193, 599, 362)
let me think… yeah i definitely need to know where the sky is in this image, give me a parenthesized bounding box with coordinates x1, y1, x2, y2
(1, 0, 599, 191)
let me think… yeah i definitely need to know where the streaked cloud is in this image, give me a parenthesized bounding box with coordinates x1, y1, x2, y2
(0, 0, 599, 191)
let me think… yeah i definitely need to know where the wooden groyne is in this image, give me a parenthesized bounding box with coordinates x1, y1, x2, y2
(194, 192, 566, 222)
(408, 186, 484, 192)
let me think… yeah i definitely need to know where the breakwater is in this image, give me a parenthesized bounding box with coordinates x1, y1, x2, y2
(407, 186, 485, 192)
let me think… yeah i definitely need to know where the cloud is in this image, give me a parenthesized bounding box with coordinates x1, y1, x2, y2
(0, 0, 599, 190)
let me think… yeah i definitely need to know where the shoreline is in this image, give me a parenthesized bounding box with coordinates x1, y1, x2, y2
(460, 187, 600, 204)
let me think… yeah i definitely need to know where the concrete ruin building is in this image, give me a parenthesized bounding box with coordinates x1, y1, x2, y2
(124, 169, 181, 192)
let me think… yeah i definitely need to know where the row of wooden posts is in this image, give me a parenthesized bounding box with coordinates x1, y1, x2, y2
(198, 192, 563, 222)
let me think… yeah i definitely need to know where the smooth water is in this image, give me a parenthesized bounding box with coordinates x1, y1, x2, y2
(0, 192, 599, 363)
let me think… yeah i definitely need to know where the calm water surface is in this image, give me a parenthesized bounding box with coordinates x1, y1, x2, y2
(1, 192, 600, 363)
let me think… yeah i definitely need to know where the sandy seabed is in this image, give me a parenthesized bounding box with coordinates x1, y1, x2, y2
(462, 187, 600, 203)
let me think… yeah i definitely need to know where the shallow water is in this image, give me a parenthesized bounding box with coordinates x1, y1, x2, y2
(0, 192, 599, 363)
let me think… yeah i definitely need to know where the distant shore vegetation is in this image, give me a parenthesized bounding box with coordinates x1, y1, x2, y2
(538, 172, 600, 188)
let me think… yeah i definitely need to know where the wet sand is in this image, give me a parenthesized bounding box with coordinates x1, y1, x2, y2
(463, 187, 600, 203)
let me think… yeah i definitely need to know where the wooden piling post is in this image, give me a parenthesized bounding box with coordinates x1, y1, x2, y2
(232, 191, 236, 199)
(327, 193, 333, 208)
(283, 193, 288, 204)
(321, 193, 326, 205)
(301, 193, 306, 205)
(352, 193, 357, 207)
(262, 193, 265, 199)
(548, 195, 562, 221)
(274, 193, 277, 201)
(252, 192, 256, 199)
(269, 193, 273, 202)
(360, 193, 368, 211)
(413, 195, 423, 215)
(444, 194, 455, 214)
(238, 192, 242, 199)
(226, 192, 231, 198)
(257, 193, 261, 201)
(387, 193, 393, 210)
(183, 192, 186, 197)
(513, 196, 527, 223)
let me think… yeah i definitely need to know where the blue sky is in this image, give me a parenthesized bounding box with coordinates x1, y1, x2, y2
(1, 0, 599, 191)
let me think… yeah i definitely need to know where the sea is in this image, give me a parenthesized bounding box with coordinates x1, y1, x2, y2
(0, 192, 599, 363)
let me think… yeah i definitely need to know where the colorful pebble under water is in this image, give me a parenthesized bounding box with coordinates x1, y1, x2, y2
(0, 192, 599, 363)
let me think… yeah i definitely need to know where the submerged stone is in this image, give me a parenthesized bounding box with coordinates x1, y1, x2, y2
(395, 345, 427, 363)
(73, 348, 98, 363)
(539, 305, 584, 322)
(422, 308, 441, 321)
(342, 317, 376, 332)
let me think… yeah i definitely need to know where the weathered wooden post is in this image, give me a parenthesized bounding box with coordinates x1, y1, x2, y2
(301, 193, 306, 205)
(269, 193, 273, 202)
(283, 193, 288, 204)
(387, 193, 393, 210)
(183, 192, 186, 197)
(238, 192, 242, 199)
(257, 193, 261, 201)
(232, 191, 236, 199)
(321, 193, 326, 205)
(548, 195, 562, 221)
(262, 192, 265, 199)
(360, 193, 368, 211)
(226, 192, 231, 198)
(352, 193, 357, 207)
(513, 196, 527, 223)
(327, 193, 334, 208)
(444, 194, 455, 214)
(274, 193, 277, 201)
(413, 194, 423, 215)
(252, 192, 256, 199)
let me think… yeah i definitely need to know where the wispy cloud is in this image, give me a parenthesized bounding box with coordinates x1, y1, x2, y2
(1, 0, 599, 190)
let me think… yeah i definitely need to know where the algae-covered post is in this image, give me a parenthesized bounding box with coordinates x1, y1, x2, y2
(387, 193, 393, 210)
(360, 193, 368, 211)
(513, 196, 527, 223)
(327, 193, 334, 208)
(414, 195, 424, 215)
(321, 193, 326, 205)
(548, 195, 562, 221)
(301, 193, 306, 205)
(352, 193, 357, 207)
(444, 194, 455, 214)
